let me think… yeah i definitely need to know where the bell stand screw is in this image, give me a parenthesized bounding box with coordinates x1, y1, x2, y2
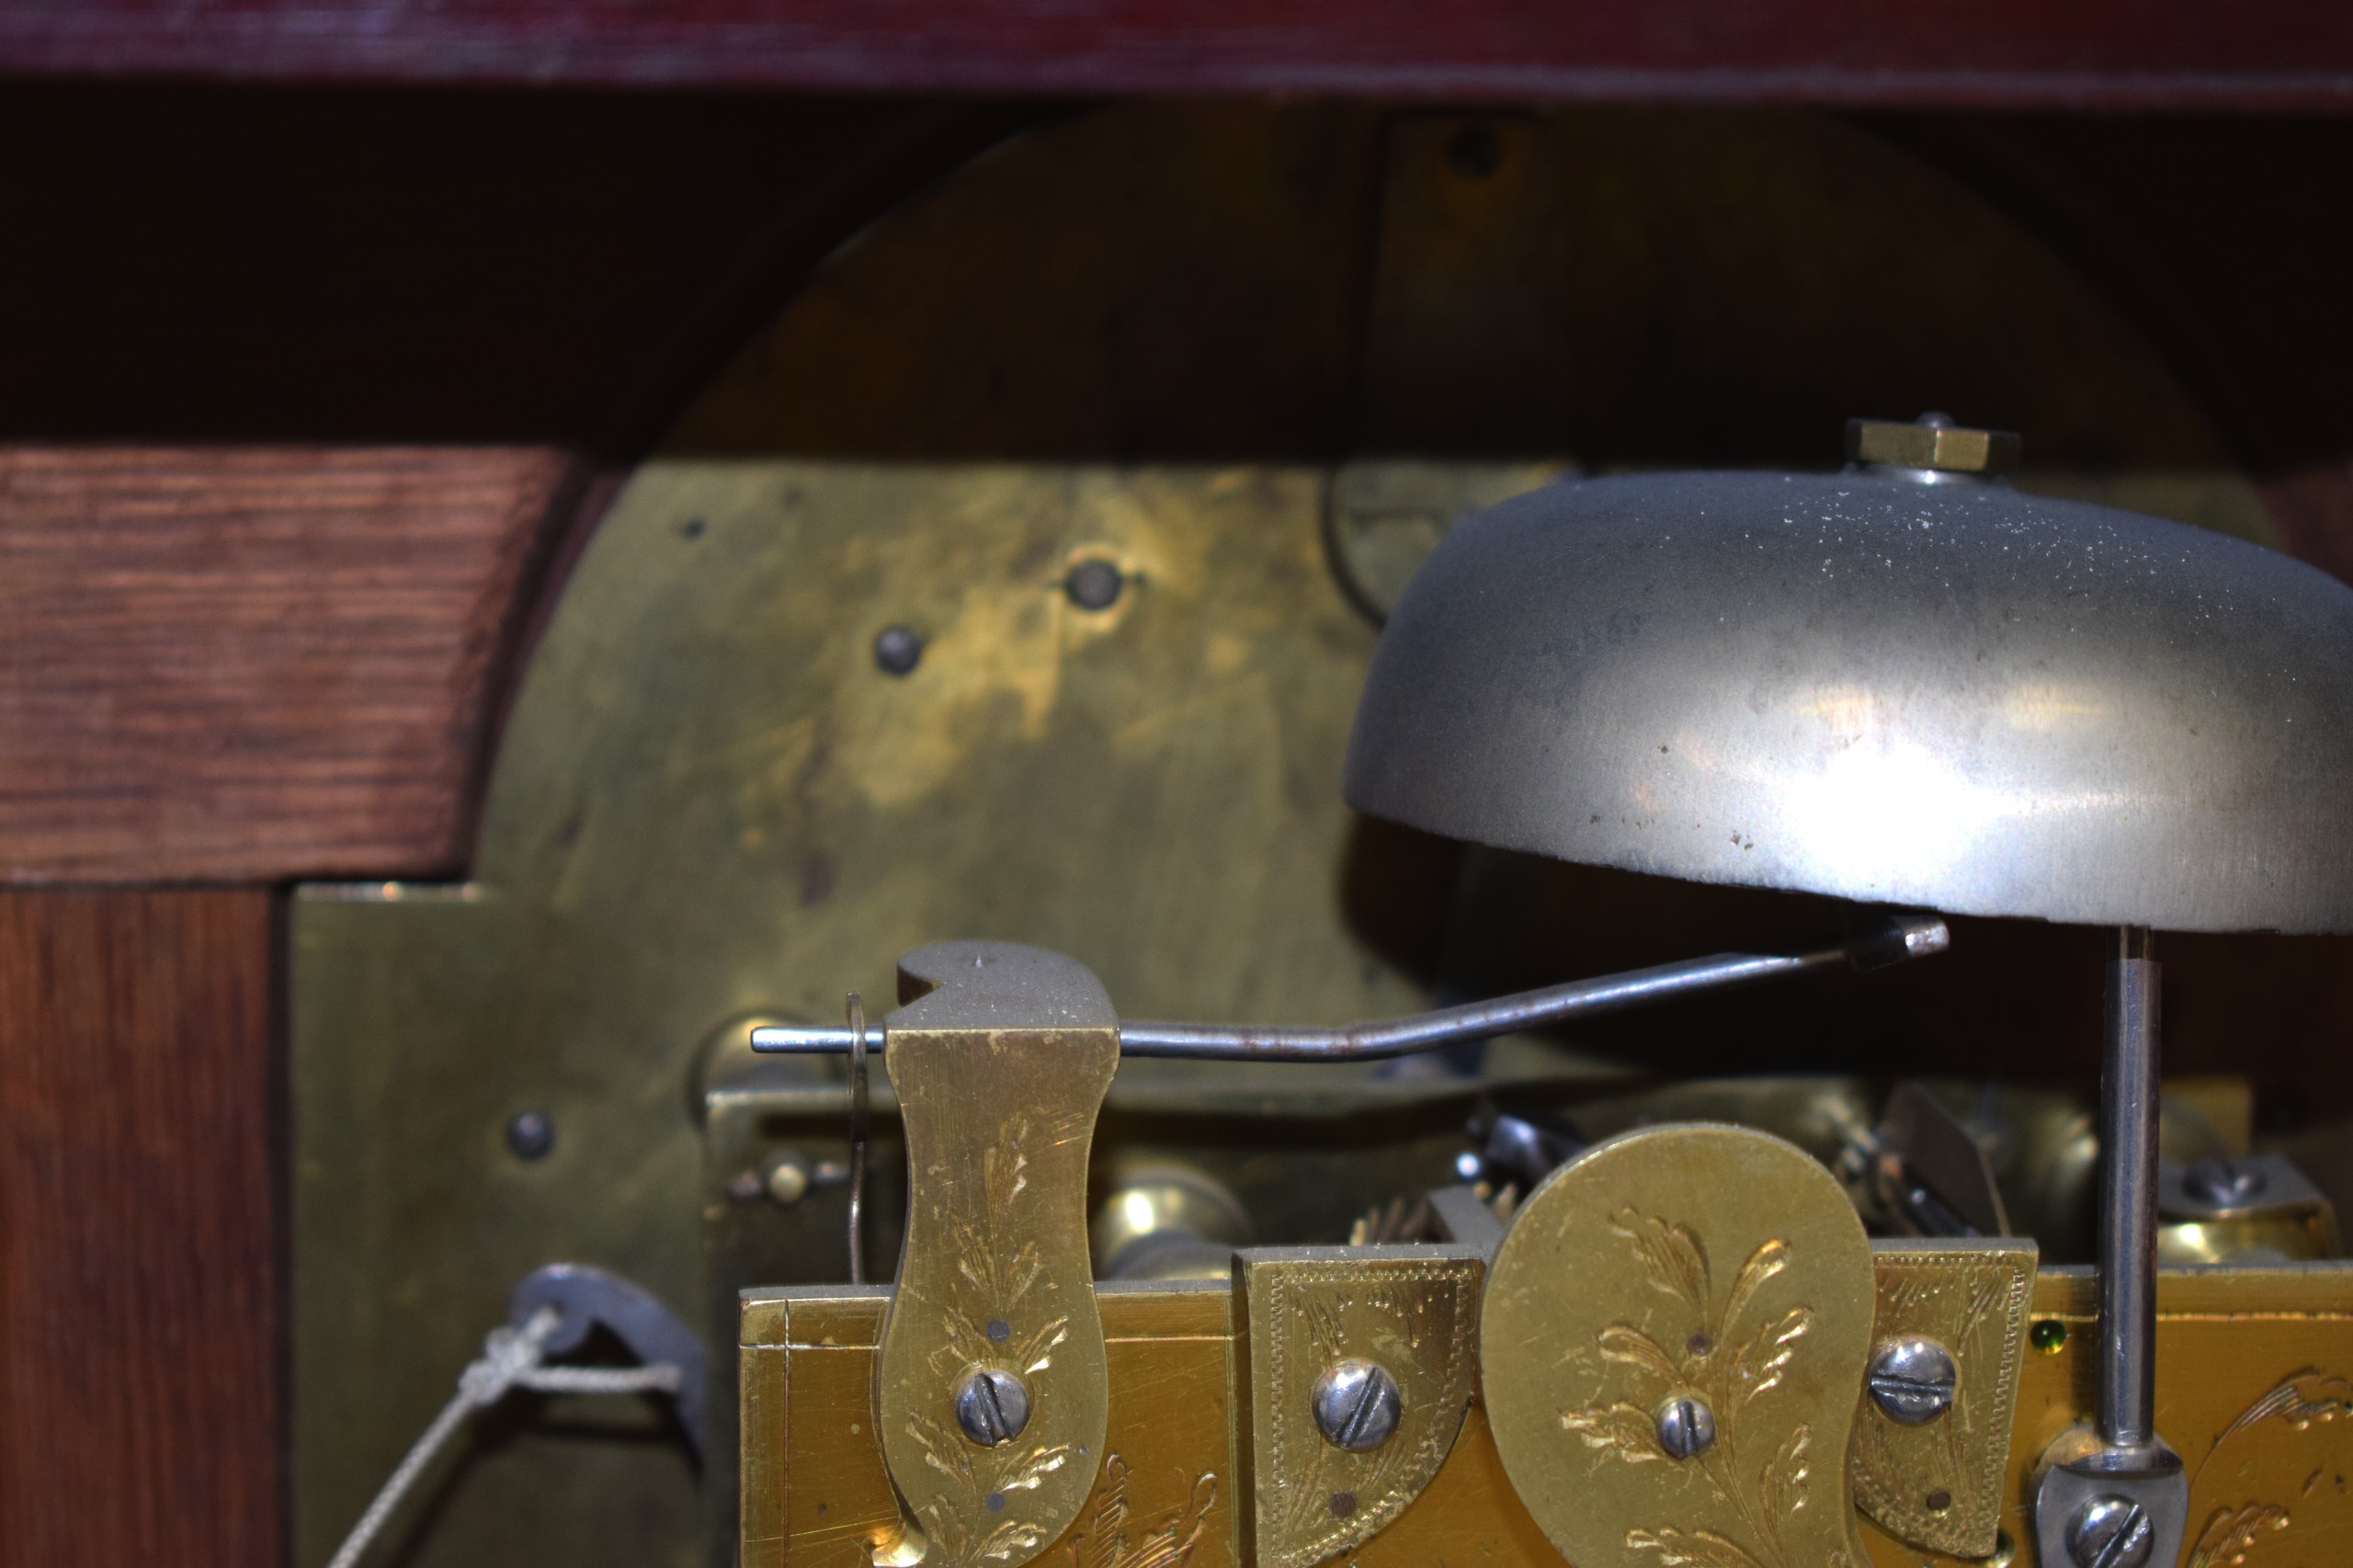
(2067, 1494, 2154, 1568)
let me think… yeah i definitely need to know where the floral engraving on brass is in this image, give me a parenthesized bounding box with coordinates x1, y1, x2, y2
(1852, 1240, 2035, 1558)
(1241, 1246, 1482, 1568)
(892, 1107, 1086, 1563)
(1560, 1212, 1817, 1564)
(876, 942, 1121, 1568)
(1063, 1455, 1217, 1568)
(1483, 1124, 1874, 1568)
(2185, 1370, 2353, 1566)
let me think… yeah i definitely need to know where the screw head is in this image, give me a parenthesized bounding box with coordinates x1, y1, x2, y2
(2183, 1156, 2268, 1208)
(1065, 559, 1124, 611)
(1869, 1335, 1958, 1425)
(873, 625, 924, 676)
(1654, 1395, 1716, 1460)
(2066, 1494, 2154, 1568)
(1313, 1358, 1404, 1451)
(505, 1110, 555, 1161)
(953, 1368, 1030, 1447)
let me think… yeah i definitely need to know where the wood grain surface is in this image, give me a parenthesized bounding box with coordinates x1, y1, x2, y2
(0, 890, 278, 1568)
(0, 0, 2348, 107)
(0, 446, 571, 882)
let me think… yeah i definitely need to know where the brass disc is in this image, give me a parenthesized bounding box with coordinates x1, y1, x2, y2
(1482, 1123, 1875, 1568)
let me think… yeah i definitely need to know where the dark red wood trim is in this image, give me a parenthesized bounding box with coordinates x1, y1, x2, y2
(0, 889, 279, 1568)
(2262, 464, 2353, 590)
(0, 446, 574, 884)
(0, 1, 2348, 108)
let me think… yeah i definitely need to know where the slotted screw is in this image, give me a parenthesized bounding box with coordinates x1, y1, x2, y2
(1869, 1336, 1957, 1425)
(1655, 1395, 1716, 1459)
(954, 1367, 1030, 1447)
(1313, 1358, 1403, 1451)
(2066, 1494, 2154, 1568)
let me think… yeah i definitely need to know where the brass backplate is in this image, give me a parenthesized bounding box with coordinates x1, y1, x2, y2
(291, 459, 1435, 1566)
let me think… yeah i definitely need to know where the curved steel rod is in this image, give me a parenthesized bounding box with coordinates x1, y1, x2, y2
(750, 911, 1947, 1063)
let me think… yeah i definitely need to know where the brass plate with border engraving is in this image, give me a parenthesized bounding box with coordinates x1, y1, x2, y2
(875, 943, 1123, 1568)
(1853, 1239, 2035, 1558)
(1482, 1123, 1877, 1568)
(1235, 1245, 1482, 1568)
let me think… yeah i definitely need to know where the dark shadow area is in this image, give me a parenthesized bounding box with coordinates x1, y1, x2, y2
(0, 81, 1043, 451)
(1338, 817, 2353, 1130)
(1, 87, 2349, 491)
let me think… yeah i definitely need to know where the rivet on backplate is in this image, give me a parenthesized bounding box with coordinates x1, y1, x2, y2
(872, 624, 924, 676)
(1065, 559, 1124, 611)
(505, 1110, 555, 1161)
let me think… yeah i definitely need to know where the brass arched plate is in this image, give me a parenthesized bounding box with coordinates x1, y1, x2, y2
(1482, 1124, 1875, 1568)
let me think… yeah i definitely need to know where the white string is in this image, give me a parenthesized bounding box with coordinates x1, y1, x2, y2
(324, 1306, 683, 1568)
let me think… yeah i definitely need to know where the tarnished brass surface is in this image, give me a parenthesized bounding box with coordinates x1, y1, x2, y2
(1322, 460, 1566, 624)
(292, 458, 1418, 1565)
(875, 943, 1122, 1568)
(1236, 1245, 1481, 1568)
(1483, 1124, 1876, 1568)
(1853, 1240, 2035, 1557)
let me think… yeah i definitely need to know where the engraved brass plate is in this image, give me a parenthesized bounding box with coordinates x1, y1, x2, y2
(745, 1264, 2353, 1568)
(745, 1286, 1233, 1568)
(1236, 1245, 1481, 1568)
(1483, 1123, 1876, 1568)
(876, 943, 1122, 1568)
(1853, 1240, 2035, 1558)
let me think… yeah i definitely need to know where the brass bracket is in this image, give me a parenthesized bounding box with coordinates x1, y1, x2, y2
(1853, 1238, 2036, 1558)
(873, 942, 1121, 1568)
(1234, 1244, 1482, 1568)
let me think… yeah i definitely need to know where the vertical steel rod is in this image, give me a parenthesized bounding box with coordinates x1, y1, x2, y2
(846, 991, 869, 1287)
(2097, 926, 2160, 1451)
